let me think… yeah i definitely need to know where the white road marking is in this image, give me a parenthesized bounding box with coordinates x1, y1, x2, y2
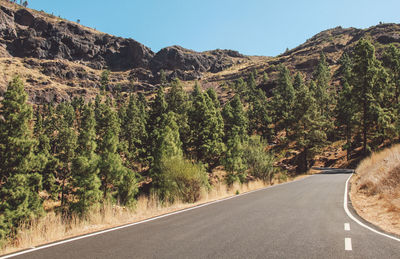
(0, 175, 312, 259)
(344, 174, 400, 242)
(344, 223, 350, 231)
(345, 238, 352, 251)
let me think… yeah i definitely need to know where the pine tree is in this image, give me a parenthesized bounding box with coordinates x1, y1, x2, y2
(96, 100, 121, 199)
(95, 98, 138, 205)
(224, 132, 245, 173)
(312, 52, 335, 136)
(54, 103, 77, 214)
(223, 95, 248, 142)
(351, 39, 390, 154)
(248, 72, 257, 93)
(38, 103, 59, 199)
(136, 92, 149, 163)
(150, 111, 183, 200)
(71, 104, 101, 217)
(234, 78, 248, 101)
(336, 53, 356, 160)
(382, 44, 400, 103)
(0, 76, 43, 242)
(100, 70, 110, 92)
(160, 69, 168, 86)
(71, 96, 85, 114)
(222, 95, 248, 175)
(188, 83, 225, 168)
(0, 77, 37, 180)
(338, 53, 353, 85)
(33, 107, 58, 198)
(248, 88, 273, 140)
(166, 79, 190, 152)
(373, 67, 394, 146)
(293, 72, 303, 91)
(263, 72, 269, 84)
(119, 94, 146, 168)
(206, 88, 220, 109)
(336, 82, 356, 160)
(291, 80, 328, 172)
(203, 91, 225, 168)
(152, 112, 183, 165)
(147, 86, 168, 163)
(271, 65, 295, 131)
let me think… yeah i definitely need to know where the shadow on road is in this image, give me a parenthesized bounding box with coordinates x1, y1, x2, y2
(312, 167, 354, 175)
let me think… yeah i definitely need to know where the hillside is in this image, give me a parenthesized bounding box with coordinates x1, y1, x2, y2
(1, 1, 400, 104)
(2, 1, 400, 254)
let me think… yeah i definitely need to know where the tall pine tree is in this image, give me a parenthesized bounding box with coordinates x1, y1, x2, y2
(336, 53, 356, 160)
(188, 83, 225, 168)
(71, 104, 101, 217)
(222, 95, 248, 174)
(291, 80, 327, 172)
(166, 79, 190, 153)
(54, 102, 77, 214)
(312, 52, 335, 137)
(0, 76, 43, 242)
(271, 65, 295, 132)
(351, 39, 389, 154)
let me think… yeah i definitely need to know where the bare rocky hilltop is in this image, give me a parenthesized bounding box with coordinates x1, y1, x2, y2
(1, 1, 400, 103)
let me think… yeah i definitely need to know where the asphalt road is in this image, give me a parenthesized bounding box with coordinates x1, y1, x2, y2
(4, 170, 400, 258)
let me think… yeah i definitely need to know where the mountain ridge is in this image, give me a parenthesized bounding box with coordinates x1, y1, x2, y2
(1, 1, 400, 103)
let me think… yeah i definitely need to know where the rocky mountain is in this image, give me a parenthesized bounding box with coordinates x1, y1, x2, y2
(0, 1, 400, 104)
(0, 6, 154, 70)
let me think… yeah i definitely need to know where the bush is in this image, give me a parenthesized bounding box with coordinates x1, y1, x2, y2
(244, 136, 275, 183)
(225, 172, 247, 186)
(155, 157, 209, 203)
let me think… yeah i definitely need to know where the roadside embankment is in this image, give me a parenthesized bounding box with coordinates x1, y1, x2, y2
(350, 145, 400, 235)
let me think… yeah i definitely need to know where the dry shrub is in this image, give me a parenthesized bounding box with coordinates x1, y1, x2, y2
(351, 144, 400, 235)
(1, 178, 275, 255)
(355, 144, 400, 201)
(1, 171, 303, 255)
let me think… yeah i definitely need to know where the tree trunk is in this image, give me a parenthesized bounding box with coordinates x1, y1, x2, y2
(363, 100, 367, 155)
(303, 148, 308, 173)
(61, 176, 66, 214)
(346, 124, 351, 161)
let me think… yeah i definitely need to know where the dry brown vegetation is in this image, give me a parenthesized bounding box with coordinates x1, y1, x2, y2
(0, 173, 308, 256)
(351, 145, 400, 235)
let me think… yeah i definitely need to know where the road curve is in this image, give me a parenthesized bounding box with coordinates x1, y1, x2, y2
(4, 171, 400, 258)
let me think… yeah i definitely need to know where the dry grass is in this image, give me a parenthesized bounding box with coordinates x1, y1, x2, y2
(1, 176, 309, 256)
(350, 144, 400, 235)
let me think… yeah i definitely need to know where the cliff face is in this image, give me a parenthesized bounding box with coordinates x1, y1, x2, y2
(0, 2, 248, 103)
(0, 6, 154, 71)
(0, 1, 400, 104)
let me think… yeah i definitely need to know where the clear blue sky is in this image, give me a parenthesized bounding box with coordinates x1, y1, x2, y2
(28, 0, 400, 56)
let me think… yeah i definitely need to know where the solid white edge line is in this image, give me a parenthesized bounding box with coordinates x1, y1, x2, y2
(344, 173, 400, 242)
(345, 238, 352, 251)
(0, 175, 312, 258)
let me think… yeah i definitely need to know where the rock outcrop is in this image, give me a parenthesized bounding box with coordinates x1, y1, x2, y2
(150, 45, 243, 75)
(0, 6, 154, 71)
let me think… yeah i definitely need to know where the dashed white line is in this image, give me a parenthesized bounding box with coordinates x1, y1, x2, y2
(344, 223, 350, 231)
(345, 238, 352, 251)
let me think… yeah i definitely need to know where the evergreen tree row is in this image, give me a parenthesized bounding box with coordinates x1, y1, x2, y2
(1, 38, 399, 246)
(0, 76, 274, 244)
